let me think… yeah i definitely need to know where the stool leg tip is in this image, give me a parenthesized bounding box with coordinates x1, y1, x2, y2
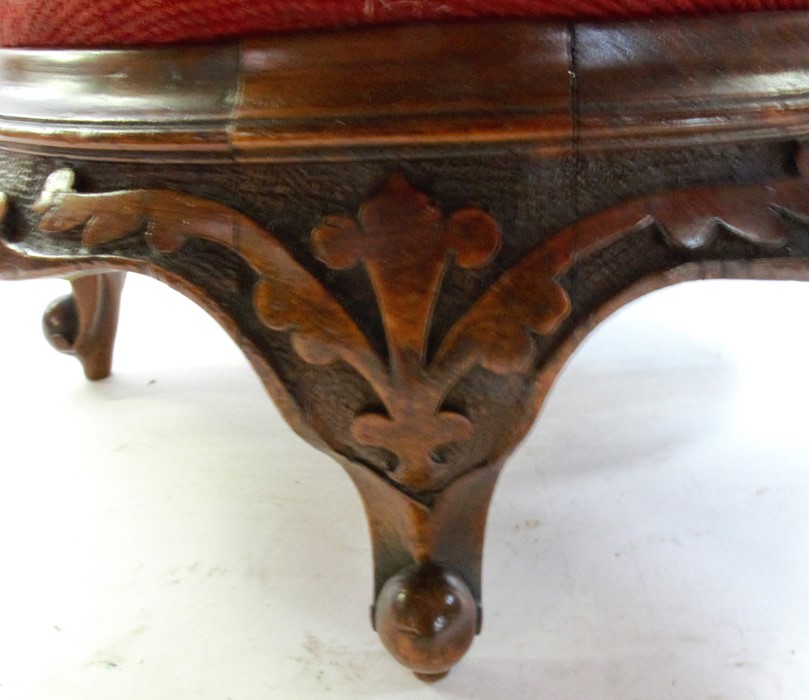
(374, 562, 477, 678)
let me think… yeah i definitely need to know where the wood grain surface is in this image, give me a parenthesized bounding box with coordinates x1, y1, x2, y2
(2, 12, 809, 678)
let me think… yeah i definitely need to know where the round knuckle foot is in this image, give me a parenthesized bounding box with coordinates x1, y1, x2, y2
(374, 562, 477, 677)
(42, 294, 78, 353)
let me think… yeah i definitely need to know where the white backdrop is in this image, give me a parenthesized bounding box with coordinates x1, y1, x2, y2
(1, 274, 809, 699)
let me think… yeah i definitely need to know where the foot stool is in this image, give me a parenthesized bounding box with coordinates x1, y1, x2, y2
(2, 0, 809, 679)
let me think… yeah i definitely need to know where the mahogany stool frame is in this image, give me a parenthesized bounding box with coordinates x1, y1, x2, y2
(2, 13, 809, 678)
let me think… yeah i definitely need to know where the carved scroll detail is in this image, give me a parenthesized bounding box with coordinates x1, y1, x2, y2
(32, 169, 385, 378)
(27, 165, 809, 492)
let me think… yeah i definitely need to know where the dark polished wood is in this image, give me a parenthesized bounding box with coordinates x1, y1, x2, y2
(374, 561, 477, 679)
(42, 271, 125, 380)
(1, 12, 809, 679)
(575, 14, 809, 149)
(4, 16, 809, 161)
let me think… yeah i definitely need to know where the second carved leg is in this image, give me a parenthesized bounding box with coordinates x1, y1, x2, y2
(42, 272, 126, 380)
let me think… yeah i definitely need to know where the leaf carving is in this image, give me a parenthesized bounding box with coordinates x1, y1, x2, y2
(435, 175, 809, 379)
(309, 174, 504, 489)
(32, 169, 383, 380)
(28, 167, 809, 495)
(252, 264, 376, 370)
(312, 174, 502, 366)
(648, 183, 794, 249)
(433, 247, 571, 376)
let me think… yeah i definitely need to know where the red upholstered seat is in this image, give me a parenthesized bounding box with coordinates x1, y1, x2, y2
(2, 0, 809, 47)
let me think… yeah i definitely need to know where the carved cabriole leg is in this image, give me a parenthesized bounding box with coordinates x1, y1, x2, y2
(0, 187, 125, 380)
(42, 271, 126, 380)
(343, 458, 502, 679)
(5, 148, 809, 678)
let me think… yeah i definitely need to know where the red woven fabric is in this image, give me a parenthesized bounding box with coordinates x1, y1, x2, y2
(2, 0, 809, 47)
